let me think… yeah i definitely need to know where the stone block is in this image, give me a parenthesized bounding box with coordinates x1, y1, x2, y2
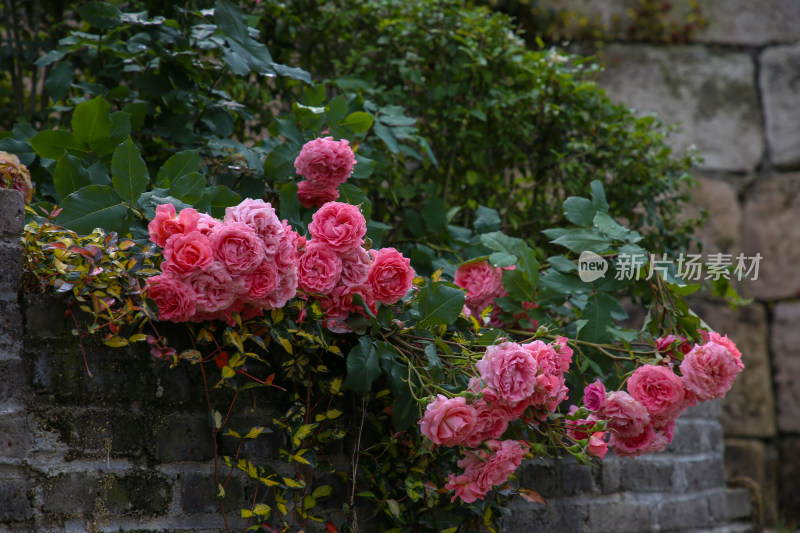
(666, 419, 723, 455)
(597, 45, 762, 173)
(42, 408, 152, 459)
(0, 475, 33, 522)
(180, 472, 246, 514)
(778, 437, 800, 524)
(696, 0, 800, 45)
(725, 487, 755, 522)
(679, 455, 727, 491)
(0, 189, 24, 237)
(760, 42, 800, 168)
(504, 496, 585, 533)
(742, 174, 800, 300)
(0, 299, 22, 345)
(40, 472, 101, 515)
(687, 299, 774, 437)
(682, 398, 723, 420)
(0, 413, 32, 461)
(0, 359, 26, 401)
(724, 438, 776, 524)
(618, 456, 675, 492)
(683, 176, 742, 254)
(657, 494, 717, 530)
(219, 408, 282, 461)
(771, 301, 800, 432)
(22, 294, 66, 340)
(0, 242, 23, 300)
(586, 494, 659, 533)
(155, 413, 215, 462)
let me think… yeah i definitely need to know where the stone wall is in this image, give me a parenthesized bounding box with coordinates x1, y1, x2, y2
(1, 186, 757, 531)
(542, 0, 800, 525)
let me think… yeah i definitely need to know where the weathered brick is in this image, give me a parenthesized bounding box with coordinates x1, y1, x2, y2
(586, 494, 659, 533)
(679, 456, 727, 491)
(0, 299, 22, 344)
(618, 456, 675, 492)
(657, 493, 717, 530)
(601, 456, 621, 494)
(0, 413, 32, 461)
(155, 413, 214, 462)
(180, 472, 246, 514)
(0, 242, 23, 300)
(681, 399, 723, 420)
(504, 496, 585, 533)
(41, 471, 101, 515)
(40, 408, 152, 459)
(667, 419, 724, 455)
(778, 437, 800, 524)
(0, 475, 33, 522)
(760, 42, 800, 167)
(772, 301, 800, 432)
(22, 294, 66, 340)
(219, 409, 282, 461)
(726, 487, 755, 522)
(0, 189, 25, 237)
(724, 438, 778, 524)
(0, 359, 26, 401)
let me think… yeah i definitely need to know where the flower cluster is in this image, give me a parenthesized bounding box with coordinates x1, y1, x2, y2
(298, 201, 415, 331)
(419, 338, 573, 502)
(454, 259, 537, 329)
(578, 333, 744, 458)
(145, 200, 303, 324)
(294, 137, 357, 208)
(0, 151, 33, 204)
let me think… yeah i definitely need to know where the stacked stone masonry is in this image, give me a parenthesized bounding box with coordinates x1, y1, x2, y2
(545, 0, 800, 526)
(1, 188, 757, 530)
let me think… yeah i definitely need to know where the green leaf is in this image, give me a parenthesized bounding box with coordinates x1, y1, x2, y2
(137, 190, 192, 219)
(474, 205, 501, 233)
(338, 183, 372, 220)
(30, 130, 87, 160)
(416, 281, 466, 328)
(213, 0, 249, 42)
(563, 196, 594, 226)
(264, 143, 301, 181)
(480, 231, 524, 255)
(422, 196, 447, 233)
(579, 293, 616, 343)
(342, 337, 381, 393)
(0, 138, 35, 166)
(156, 150, 201, 187)
(77, 2, 121, 29)
(488, 252, 517, 268)
(111, 138, 149, 203)
(44, 61, 74, 102)
(351, 154, 376, 179)
(170, 172, 206, 203)
(72, 96, 112, 150)
(547, 255, 578, 273)
(539, 270, 591, 295)
(373, 120, 399, 153)
(93, 112, 132, 156)
(53, 155, 91, 199)
(503, 269, 536, 303)
(278, 182, 301, 226)
(56, 185, 127, 234)
(196, 186, 242, 218)
(593, 212, 631, 240)
(590, 180, 609, 213)
(87, 161, 111, 186)
(341, 111, 374, 134)
(551, 228, 612, 254)
(517, 244, 540, 287)
(35, 49, 68, 68)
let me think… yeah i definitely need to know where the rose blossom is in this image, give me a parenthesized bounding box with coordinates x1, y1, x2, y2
(445, 472, 485, 504)
(464, 400, 511, 448)
(263, 267, 298, 310)
(242, 260, 281, 300)
(162, 231, 214, 278)
(195, 212, 222, 237)
(0, 151, 33, 203)
(294, 136, 356, 189)
(297, 180, 340, 208)
(224, 199, 285, 255)
(473, 439, 528, 490)
(340, 246, 371, 286)
(552, 335, 574, 372)
(706, 332, 743, 366)
(367, 247, 415, 304)
(627, 365, 687, 423)
(145, 274, 196, 322)
(320, 284, 376, 322)
(680, 340, 743, 401)
(587, 432, 609, 458)
(656, 334, 692, 356)
(599, 391, 651, 438)
(476, 341, 539, 404)
(454, 260, 506, 315)
(583, 379, 606, 412)
(610, 423, 669, 458)
(185, 262, 239, 314)
(148, 204, 199, 247)
(419, 395, 477, 447)
(209, 221, 265, 275)
(307, 202, 367, 252)
(297, 242, 343, 294)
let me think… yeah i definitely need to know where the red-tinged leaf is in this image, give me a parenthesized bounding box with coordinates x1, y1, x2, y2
(215, 351, 229, 369)
(265, 373, 275, 385)
(423, 481, 438, 491)
(518, 487, 546, 505)
(43, 242, 68, 250)
(51, 207, 63, 217)
(325, 522, 339, 533)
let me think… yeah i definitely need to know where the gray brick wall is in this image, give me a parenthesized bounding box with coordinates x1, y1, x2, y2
(0, 187, 756, 531)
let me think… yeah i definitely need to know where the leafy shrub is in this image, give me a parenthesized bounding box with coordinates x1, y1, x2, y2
(259, 0, 701, 254)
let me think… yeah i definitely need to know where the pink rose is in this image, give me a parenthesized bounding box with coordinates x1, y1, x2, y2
(145, 274, 196, 322)
(367, 247, 415, 304)
(566, 405, 597, 442)
(445, 472, 485, 504)
(294, 136, 356, 189)
(320, 284, 376, 322)
(552, 336, 574, 371)
(307, 202, 367, 252)
(224, 199, 285, 255)
(209, 222, 265, 275)
(706, 332, 743, 365)
(242, 260, 281, 300)
(464, 400, 511, 448)
(474, 439, 527, 491)
(524, 340, 563, 377)
(610, 423, 669, 458)
(185, 261, 239, 314)
(263, 267, 298, 310)
(627, 365, 687, 423)
(587, 432, 609, 458)
(583, 379, 606, 412)
(0, 151, 33, 204)
(148, 204, 199, 247)
(297, 242, 343, 294)
(340, 246, 372, 286)
(599, 391, 650, 438)
(680, 340, 744, 401)
(476, 341, 539, 404)
(454, 260, 506, 315)
(656, 334, 692, 356)
(162, 231, 214, 278)
(297, 180, 340, 208)
(419, 395, 477, 447)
